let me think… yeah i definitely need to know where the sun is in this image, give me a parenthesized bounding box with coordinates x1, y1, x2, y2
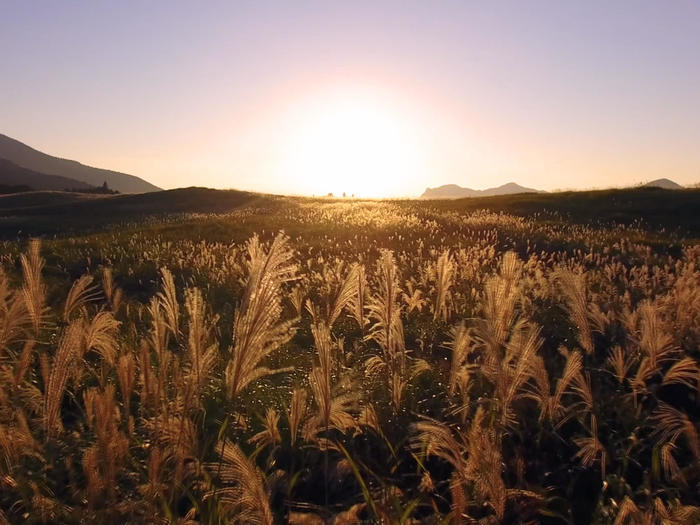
(278, 92, 426, 198)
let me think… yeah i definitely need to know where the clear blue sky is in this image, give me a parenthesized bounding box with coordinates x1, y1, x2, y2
(2, 1, 699, 195)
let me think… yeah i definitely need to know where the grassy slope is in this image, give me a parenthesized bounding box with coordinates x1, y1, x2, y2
(0, 187, 272, 237)
(0, 190, 102, 209)
(1, 185, 698, 240)
(409, 186, 700, 234)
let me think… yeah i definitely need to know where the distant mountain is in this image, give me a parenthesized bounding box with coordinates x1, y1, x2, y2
(0, 158, 94, 191)
(642, 178, 684, 190)
(0, 133, 161, 193)
(421, 182, 542, 199)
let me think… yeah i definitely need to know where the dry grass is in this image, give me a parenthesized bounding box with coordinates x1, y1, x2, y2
(208, 440, 274, 525)
(225, 233, 298, 399)
(0, 201, 698, 524)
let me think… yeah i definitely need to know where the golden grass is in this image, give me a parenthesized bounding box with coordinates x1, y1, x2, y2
(225, 234, 298, 399)
(0, 207, 698, 523)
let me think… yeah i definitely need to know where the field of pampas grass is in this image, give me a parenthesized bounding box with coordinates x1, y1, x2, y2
(0, 197, 699, 524)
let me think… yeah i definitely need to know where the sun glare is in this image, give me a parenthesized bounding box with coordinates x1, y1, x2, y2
(279, 93, 426, 198)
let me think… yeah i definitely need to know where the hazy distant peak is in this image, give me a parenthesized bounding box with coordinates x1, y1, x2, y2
(642, 178, 684, 190)
(421, 182, 543, 199)
(496, 182, 525, 190)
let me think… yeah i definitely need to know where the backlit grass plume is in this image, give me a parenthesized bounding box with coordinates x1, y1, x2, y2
(347, 263, 368, 332)
(226, 233, 298, 399)
(367, 251, 405, 372)
(0, 269, 29, 354)
(20, 239, 47, 335)
(208, 440, 274, 525)
(431, 249, 455, 322)
(43, 321, 84, 438)
(366, 250, 409, 409)
(305, 320, 356, 441)
(555, 267, 607, 355)
(184, 286, 219, 402)
(62, 274, 99, 323)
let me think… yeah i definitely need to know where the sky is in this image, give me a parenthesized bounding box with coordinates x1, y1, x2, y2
(1, 1, 699, 197)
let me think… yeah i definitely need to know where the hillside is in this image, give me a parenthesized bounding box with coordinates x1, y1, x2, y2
(410, 185, 700, 235)
(0, 190, 106, 210)
(421, 181, 541, 199)
(0, 133, 161, 193)
(0, 187, 270, 237)
(1, 185, 699, 240)
(0, 186, 262, 215)
(0, 158, 94, 191)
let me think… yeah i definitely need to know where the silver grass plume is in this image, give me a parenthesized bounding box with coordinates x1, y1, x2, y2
(347, 263, 368, 332)
(226, 233, 298, 399)
(208, 441, 274, 525)
(432, 249, 455, 322)
(367, 250, 406, 375)
(20, 239, 47, 335)
(44, 321, 84, 438)
(62, 274, 99, 322)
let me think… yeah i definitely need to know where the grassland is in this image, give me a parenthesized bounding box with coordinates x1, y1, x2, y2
(0, 187, 698, 524)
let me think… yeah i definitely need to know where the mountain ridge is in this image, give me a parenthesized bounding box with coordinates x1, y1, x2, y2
(421, 182, 542, 199)
(0, 133, 161, 193)
(0, 158, 95, 191)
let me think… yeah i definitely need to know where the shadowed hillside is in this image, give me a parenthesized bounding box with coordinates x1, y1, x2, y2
(1, 185, 699, 241)
(0, 187, 271, 237)
(0, 158, 94, 190)
(0, 190, 104, 210)
(0, 133, 161, 193)
(408, 186, 700, 235)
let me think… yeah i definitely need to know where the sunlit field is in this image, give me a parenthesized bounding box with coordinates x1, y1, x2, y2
(0, 191, 699, 524)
